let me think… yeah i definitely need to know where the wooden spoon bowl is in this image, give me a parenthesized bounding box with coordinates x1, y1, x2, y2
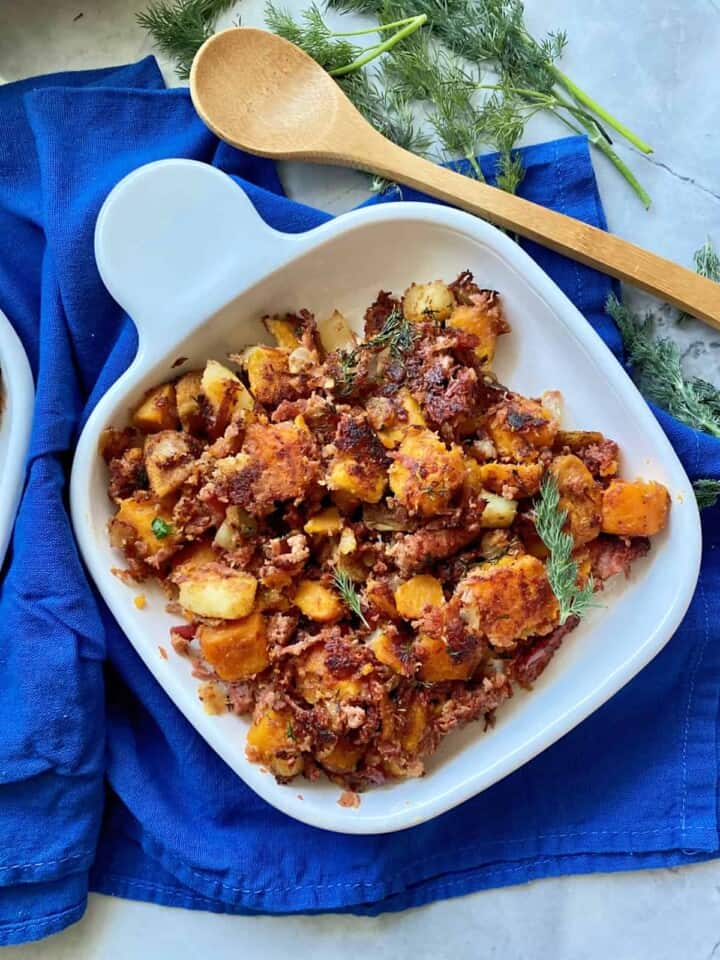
(190, 27, 720, 327)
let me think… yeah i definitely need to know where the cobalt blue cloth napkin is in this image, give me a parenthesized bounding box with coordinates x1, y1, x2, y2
(1, 56, 719, 946)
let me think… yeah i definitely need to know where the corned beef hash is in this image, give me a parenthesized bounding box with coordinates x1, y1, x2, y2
(101, 272, 670, 791)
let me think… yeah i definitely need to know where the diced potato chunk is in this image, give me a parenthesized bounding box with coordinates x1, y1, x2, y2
(178, 563, 257, 619)
(294, 580, 343, 622)
(401, 699, 427, 752)
(132, 383, 178, 433)
(389, 429, 465, 516)
(201, 360, 253, 420)
(601, 480, 670, 537)
(466, 460, 543, 499)
(264, 316, 301, 350)
(447, 291, 507, 365)
(245, 345, 291, 406)
(246, 707, 302, 779)
(485, 396, 557, 462)
(318, 309, 355, 354)
(304, 507, 343, 536)
(338, 527, 357, 555)
(458, 554, 559, 648)
(394, 575, 444, 620)
(112, 494, 178, 556)
(175, 371, 204, 433)
(479, 491, 518, 528)
(143, 430, 197, 499)
(198, 611, 269, 681)
(549, 454, 602, 546)
(402, 281, 455, 323)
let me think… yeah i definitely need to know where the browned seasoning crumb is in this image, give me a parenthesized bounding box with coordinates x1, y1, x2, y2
(134, 594, 147, 609)
(338, 790, 361, 809)
(198, 682, 227, 715)
(158, 646, 168, 660)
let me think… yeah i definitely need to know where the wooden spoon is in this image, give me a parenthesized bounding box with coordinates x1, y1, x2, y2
(190, 27, 720, 327)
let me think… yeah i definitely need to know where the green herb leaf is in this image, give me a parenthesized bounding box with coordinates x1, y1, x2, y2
(151, 517, 173, 540)
(332, 568, 370, 628)
(136, 0, 235, 79)
(534, 474, 599, 624)
(607, 291, 720, 439)
(693, 479, 720, 510)
(286, 721, 296, 741)
(335, 306, 416, 394)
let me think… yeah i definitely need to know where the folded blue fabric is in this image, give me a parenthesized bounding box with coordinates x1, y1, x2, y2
(1, 57, 719, 946)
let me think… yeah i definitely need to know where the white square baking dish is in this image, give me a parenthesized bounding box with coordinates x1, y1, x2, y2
(70, 159, 701, 834)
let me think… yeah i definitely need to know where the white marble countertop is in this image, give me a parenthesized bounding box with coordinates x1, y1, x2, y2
(2, 0, 720, 956)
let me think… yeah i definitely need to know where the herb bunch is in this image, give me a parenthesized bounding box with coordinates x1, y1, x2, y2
(137, 0, 236, 78)
(607, 239, 720, 511)
(534, 474, 598, 624)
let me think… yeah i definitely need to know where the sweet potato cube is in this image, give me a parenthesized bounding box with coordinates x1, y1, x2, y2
(246, 707, 303, 779)
(467, 460, 543, 499)
(458, 554, 558, 649)
(304, 507, 343, 536)
(264, 316, 301, 350)
(170, 540, 218, 578)
(549, 454, 602, 546)
(143, 430, 197, 499)
(175, 370, 204, 433)
(601, 480, 670, 537)
(447, 291, 507, 365)
(485, 396, 557, 462)
(377, 390, 427, 449)
(112, 494, 178, 556)
(177, 563, 257, 619)
(415, 634, 479, 682)
(296, 644, 363, 704)
(132, 382, 178, 433)
(388, 429, 465, 517)
(328, 456, 387, 504)
(394, 575, 444, 620)
(293, 580, 343, 622)
(198, 611, 269, 681)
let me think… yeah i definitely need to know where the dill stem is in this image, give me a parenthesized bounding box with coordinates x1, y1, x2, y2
(329, 14, 427, 76)
(549, 65, 653, 155)
(473, 83, 651, 207)
(330, 16, 419, 37)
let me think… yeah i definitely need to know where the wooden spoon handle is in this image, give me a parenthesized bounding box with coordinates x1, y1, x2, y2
(355, 138, 720, 327)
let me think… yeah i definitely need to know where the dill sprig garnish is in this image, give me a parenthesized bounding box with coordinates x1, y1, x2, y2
(335, 307, 417, 393)
(534, 474, 598, 625)
(136, 0, 235, 78)
(332, 568, 370, 627)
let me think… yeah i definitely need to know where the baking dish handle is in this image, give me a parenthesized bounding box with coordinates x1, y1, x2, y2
(94, 159, 298, 355)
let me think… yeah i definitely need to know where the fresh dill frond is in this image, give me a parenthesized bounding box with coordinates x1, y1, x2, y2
(693, 479, 720, 510)
(335, 307, 417, 393)
(332, 568, 370, 627)
(534, 474, 599, 624)
(694, 239, 720, 282)
(136, 0, 235, 78)
(607, 293, 720, 439)
(340, 72, 433, 158)
(265, 1, 361, 73)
